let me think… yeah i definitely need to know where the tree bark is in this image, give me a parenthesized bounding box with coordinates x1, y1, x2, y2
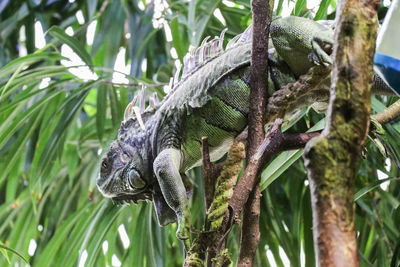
(303, 0, 379, 266)
(236, 0, 273, 265)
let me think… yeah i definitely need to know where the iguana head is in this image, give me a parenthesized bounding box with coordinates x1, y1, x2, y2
(96, 116, 177, 225)
(96, 93, 158, 205)
(96, 138, 152, 205)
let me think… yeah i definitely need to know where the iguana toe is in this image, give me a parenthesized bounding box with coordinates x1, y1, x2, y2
(176, 222, 191, 250)
(311, 32, 334, 66)
(176, 226, 189, 240)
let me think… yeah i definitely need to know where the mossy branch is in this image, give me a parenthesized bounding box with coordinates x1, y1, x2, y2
(184, 139, 245, 267)
(207, 141, 245, 231)
(303, 0, 380, 266)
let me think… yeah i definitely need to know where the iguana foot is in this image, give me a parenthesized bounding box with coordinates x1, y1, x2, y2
(310, 31, 334, 66)
(176, 218, 191, 250)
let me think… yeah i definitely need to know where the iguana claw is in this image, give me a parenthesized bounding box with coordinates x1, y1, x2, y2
(311, 31, 334, 66)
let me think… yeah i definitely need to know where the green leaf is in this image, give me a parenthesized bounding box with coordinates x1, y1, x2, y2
(170, 17, 187, 62)
(35, 86, 91, 182)
(314, 0, 333, 20)
(188, 0, 222, 46)
(48, 26, 93, 67)
(354, 177, 399, 201)
(35, 205, 92, 266)
(302, 188, 315, 267)
(0, 89, 64, 149)
(96, 84, 108, 142)
(293, 0, 306, 16)
(0, 243, 28, 264)
(0, 3, 29, 41)
(0, 52, 65, 81)
(85, 203, 124, 267)
(261, 150, 303, 191)
(371, 96, 387, 113)
(275, 0, 285, 16)
(87, 0, 99, 20)
(0, 107, 46, 185)
(108, 85, 122, 126)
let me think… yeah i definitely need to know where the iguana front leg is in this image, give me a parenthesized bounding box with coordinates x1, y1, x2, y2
(270, 16, 334, 76)
(270, 16, 395, 95)
(153, 148, 191, 249)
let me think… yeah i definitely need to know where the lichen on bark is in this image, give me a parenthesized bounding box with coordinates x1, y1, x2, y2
(183, 140, 245, 267)
(207, 140, 245, 230)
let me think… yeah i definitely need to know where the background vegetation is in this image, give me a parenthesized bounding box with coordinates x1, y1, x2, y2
(0, 0, 399, 266)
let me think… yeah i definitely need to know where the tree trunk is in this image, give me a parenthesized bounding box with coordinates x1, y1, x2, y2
(303, 0, 379, 266)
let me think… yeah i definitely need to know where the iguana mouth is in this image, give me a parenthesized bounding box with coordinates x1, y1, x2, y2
(112, 191, 152, 205)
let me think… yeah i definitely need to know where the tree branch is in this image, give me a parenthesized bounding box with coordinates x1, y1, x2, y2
(266, 65, 331, 122)
(202, 137, 224, 210)
(281, 132, 321, 151)
(372, 99, 400, 124)
(184, 140, 245, 267)
(236, 0, 273, 264)
(229, 119, 320, 219)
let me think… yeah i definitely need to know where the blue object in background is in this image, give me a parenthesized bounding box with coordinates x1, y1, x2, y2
(374, 0, 400, 96)
(374, 53, 400, 95)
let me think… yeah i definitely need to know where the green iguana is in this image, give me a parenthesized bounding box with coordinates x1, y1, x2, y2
(96, 16, 391, 248)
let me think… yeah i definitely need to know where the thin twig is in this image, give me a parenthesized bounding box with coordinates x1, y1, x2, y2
(201, 137, 224, 210)
(281, 132, 321, 150)
(202, 137, 214, 210)
(372, 99, 400, 124)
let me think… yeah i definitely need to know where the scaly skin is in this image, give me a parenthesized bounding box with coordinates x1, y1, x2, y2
(96, 16, 392, 249)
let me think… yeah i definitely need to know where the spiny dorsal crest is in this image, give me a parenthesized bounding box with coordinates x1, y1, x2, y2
(121, 84, 160, 139)
(169, 25, 252, 91)
(119, 26, 253, 139)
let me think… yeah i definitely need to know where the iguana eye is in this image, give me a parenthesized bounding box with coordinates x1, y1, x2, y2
(101, 160, 108, 172)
